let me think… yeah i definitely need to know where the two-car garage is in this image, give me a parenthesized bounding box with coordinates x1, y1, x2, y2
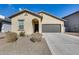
(42, 24, 61, 32)
(39, 12, 65, 33)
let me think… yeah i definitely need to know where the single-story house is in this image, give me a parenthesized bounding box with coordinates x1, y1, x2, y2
(0, 15, 11, 32)
(63, 11, 79, 32)
(9, 9, 65, 35)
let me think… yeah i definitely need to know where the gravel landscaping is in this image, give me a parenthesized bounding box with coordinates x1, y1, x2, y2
(0, 33, 51, 55)
(66, 32, 79, 37)
(0, 33, 7, 47)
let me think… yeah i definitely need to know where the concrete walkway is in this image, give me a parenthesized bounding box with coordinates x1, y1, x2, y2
(43, 33, 79, 55)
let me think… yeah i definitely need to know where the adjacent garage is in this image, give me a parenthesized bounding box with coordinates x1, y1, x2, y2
(42, 24, 61, 32)
(0, 16, 11, 32)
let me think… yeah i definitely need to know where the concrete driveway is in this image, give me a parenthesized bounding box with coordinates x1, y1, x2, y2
(43, 33, 79, 55)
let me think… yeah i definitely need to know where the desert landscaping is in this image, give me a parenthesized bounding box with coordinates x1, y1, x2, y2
(0, 32, 51, 55)
(66, 32, 79, 37)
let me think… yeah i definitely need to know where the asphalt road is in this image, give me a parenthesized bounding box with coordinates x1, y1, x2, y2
(43, 33, 79, 55)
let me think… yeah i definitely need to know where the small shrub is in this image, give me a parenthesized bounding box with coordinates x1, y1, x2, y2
(19, 32, 25, 37)
(30, 37, 36, 42)
(5, 32, 17, 42)
(30, 32, 42, 42)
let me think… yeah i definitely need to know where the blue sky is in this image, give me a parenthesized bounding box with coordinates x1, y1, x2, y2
(0, 4, 79, 18)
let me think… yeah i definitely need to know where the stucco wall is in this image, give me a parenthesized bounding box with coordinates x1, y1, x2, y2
(64, 13, 79, 32)
(11, 11, 65, 34)
(11, 12, 41, 35)
(39, 13, 65, 32)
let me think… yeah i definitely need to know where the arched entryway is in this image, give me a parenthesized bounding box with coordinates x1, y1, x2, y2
(32, 19, 39, 33)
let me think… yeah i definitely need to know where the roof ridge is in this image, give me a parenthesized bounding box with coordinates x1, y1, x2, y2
(8, 9, 42, 18)
(39, 11, 65, 21)
(63, 10, 79, 18)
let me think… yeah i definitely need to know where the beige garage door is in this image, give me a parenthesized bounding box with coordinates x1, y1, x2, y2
(42, 24, 61, 32)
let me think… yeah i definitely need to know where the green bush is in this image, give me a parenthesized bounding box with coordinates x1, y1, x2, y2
(19, 32, 25, 37)
(5, 32, 17, 42)
(30, 32, 42, 42)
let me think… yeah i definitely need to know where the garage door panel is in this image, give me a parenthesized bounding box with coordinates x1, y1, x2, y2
(42, 24, 61, 32)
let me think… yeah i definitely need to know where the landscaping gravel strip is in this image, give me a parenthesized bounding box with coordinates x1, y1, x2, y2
(66, 32, 79, 37)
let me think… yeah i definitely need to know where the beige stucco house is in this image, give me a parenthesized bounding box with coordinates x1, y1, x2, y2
(9, 9, 65, 35)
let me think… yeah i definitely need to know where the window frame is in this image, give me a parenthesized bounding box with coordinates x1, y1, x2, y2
(18, 19, 24, 31)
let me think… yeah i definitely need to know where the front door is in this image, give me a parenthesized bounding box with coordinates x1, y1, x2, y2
(34, 24, 39, 32)
(32, 19, 39, 33)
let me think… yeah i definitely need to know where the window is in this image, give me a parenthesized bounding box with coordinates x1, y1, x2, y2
(18, 20, 24, 31)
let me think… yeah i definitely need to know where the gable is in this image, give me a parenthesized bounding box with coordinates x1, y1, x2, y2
(39, 12, 64, 24)
(39, 12, 65, 22)
(9, 10, 42, 19)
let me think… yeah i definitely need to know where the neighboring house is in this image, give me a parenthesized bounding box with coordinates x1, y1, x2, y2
(63, 11, 79, 32)
(0, 15, 11, 32)
(8, 9, 65, 35)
